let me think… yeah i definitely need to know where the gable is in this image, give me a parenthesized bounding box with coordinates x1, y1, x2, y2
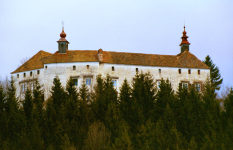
(11, 50, 52, 74)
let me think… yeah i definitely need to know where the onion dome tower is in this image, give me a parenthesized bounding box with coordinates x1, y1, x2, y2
(179, 26, 190, 53)
(57, 23, 69, 54)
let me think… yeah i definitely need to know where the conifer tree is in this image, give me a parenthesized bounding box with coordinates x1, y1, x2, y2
(119, 79, 132, 122)
(131, 72, 156, 125)
(136, 119, 156, 149)
(91, 75, 105, 121)
(4, 78, 23, 143)
(224, 88, 233, 119)
(203, 55, 223, 90)
(0, 82, 6, 146)
(154, 79, 175, 121)
(51, 76, 66, 111)
(0, 83, 5, 113)
(92, 74, 117, 123)
(202, 79, 221, 134)
(32, 80, 44, 115)
(23, 88, 33, 127)
(65, 77, 78, 122)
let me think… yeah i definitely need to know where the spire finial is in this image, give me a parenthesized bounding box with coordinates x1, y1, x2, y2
(179, 26, 190, 46)
(60, 21, 66, 38)
(62, 21, 64, 31)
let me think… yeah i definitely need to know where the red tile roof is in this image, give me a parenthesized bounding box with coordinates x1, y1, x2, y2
(12, 49, 209, 74)
(11, 50, 52, 74)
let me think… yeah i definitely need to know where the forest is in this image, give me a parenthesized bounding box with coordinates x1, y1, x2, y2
(0, 71, 232, 150)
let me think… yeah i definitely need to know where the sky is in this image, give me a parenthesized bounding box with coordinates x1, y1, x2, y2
(0, 0, 233, 94)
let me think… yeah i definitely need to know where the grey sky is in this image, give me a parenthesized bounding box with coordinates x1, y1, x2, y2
(1, 0, 233, 92)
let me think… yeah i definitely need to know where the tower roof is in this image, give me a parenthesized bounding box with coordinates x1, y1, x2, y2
(57, 27, 69, 43)
(179, 26, 190, 46)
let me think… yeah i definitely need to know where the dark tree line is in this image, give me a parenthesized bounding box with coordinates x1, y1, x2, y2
(0, 72, 232, 150)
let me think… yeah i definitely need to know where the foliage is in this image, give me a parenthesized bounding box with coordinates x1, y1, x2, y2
(203, 55, 223, 91)
(0, 72, 231, 149)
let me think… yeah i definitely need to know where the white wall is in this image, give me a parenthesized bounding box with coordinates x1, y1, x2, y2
(12, 62, 210, 101)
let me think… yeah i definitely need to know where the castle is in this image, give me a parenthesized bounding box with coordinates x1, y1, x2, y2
(11, 26, 210, 101)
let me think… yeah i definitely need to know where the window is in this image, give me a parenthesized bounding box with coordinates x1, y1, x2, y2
(182, 82, 188, 89)
(198, 70, 200, 75)
(45, 66, 47, 69)
(73, 78, 78, 86)
(30, 82, 34, 91)
(24, 73, 26, 77)
(188, 69, 191, 74)
(17, 74, 19, 78)
(178, 69, 181, 74)
(157, 81, 161, 89)
(73, 65, 76, 70)
(195, 83, 201, 91)
(136, 68, 138, 73)
(37, 70, 40, 74)
(112, 79, 117, 87)
(30, 71, 32, 76)
(21, 84, 24, 92)
(86, 78, 91, 85)
(87, 65, 89, 69)
(24, 84, 27, 91)
(112, 66, 115, 71)
(159, 69, 161, 73)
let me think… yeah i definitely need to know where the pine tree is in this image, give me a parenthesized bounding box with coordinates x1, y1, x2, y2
(92, 74, 117, 123)
(23, 88, 33, 127)
(136, 119, 156, 150)
(202, 79, 221, 135)
(51, 76, 66, 111)
(119, 79, 132, 122)
(4, 78, 23, 144)
(0, 81, 6, 146)
(65, 77, 79, 122)
(32, 80, 44, 117)
(203, 55, 223, 91)
(130, 72, 156, 125)
(154, 79, 175, 121)
(224, 88, 233, 119)
(91, 75, 105, 122)
(0, 83, 5, 113)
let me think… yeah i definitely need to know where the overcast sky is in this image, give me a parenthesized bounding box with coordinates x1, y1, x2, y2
(1, 0, 232, 93)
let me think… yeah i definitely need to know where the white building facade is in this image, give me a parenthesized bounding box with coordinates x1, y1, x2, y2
(11, 27, 210, 101)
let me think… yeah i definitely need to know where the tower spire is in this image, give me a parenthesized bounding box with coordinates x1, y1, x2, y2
(179, 26, 190, 53)
(57, 22, 69, 53)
